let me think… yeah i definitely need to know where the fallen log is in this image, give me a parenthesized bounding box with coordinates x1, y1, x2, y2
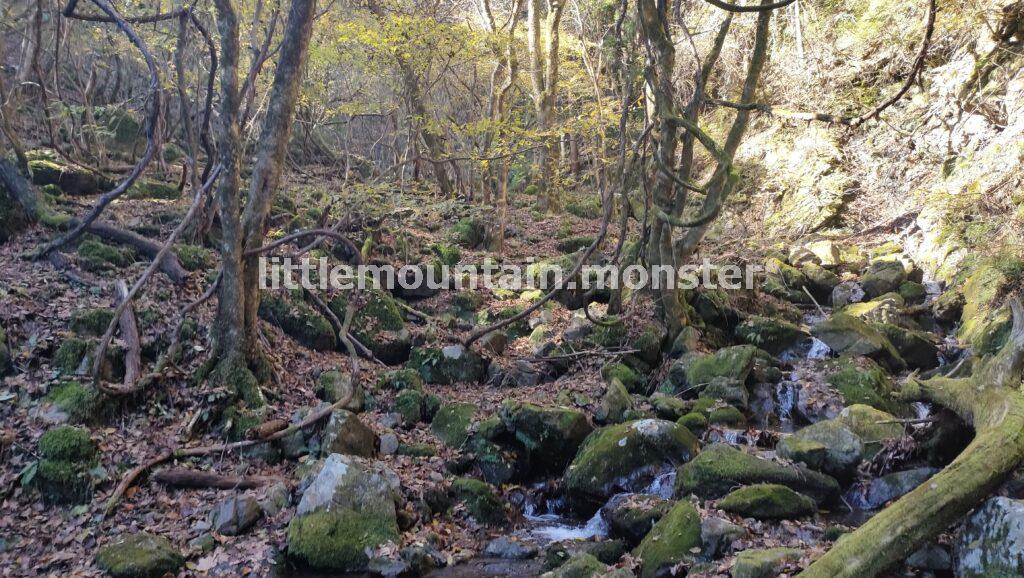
(799, 298, 1024, 577)
(153, 468, 286, 490)
(113, 280, 142, 387)
(84, 221, 188, 284)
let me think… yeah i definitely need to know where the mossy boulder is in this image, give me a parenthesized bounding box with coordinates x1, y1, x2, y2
(316, 370, 362, 410)
(959, 262, 1016, 355)
(648, 393, 689, 420)
(861, 260, 907, 299)
(732, 547, 802, 578)
(674, 443, 839, 503)
(898, 281, 928, 304)
(70, 308, 115, 337)
(699, 377, 749, 409)
(811, 313, 905, 371)
(407, 345, 487, 384)
(544, 553, 606, 578)
(377, 368, 424, 392)
(735, 316, 810, 355)
(126, 180, 180, 200)
(394, 389, 425, 426)
(95, 533, 184, 578)
(431, 402, 477, 447)
(0, 182, 31, 243)
(707, 405, 747, 428)
(173, 244, 213, 271)
(259, 292, 336, 351)
(837, 404, 904, 457)
(320, 410, 378, 458)
(595, 378, 632, 424)
(29, 157, 113, 195)
(632, 500, 701, 578)
(565, 419, 698, 515)
(601, 493, 673, 546)
(801, 262, 841, 301)
(500, 402, 593, 475)
(53, 337, 89, 374)
(826, 357, 906, 415)
(37, 425, 97, 504)
(601, 363, 643, 393)
(841, 293, 905, 325)
(777, 419, 863, 478)
(329, 287, 410, 364)
(763, 258, 814, 304)
(39, 425, 95, 461)
(661, 345, 776, 396)
(77, 239, 136, 271)
(45, 381, 101, 423)
(452, 216, 492, 249)
(677, 412, 707, 434)
(875, 322, 941, 370)
(718, 484, 817, 519)
(451, 477, 505, 524)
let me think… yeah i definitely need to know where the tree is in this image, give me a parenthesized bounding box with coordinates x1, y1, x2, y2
(527, 0, 565, 209)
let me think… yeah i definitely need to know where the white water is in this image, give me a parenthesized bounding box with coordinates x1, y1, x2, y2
(527, 508, 607, 542)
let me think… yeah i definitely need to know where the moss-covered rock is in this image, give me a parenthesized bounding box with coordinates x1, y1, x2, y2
(601, 363, 643, 393)
(898, 281, 927, 304)
(500, 402, 593, 475)
(0, 182, 31, 243)
(601, 493, 673, 546)
(394, 389, 425, 426)
(451, 477, 505, 524)
(37, 426, 96, 504)
(699, 377, 749, 409)
(811, 313, 905, 371)
(29, 157, 113, 196)
(707, 405, 747, 428)
(53, 337, 89, 373)
(861, 260, 907, 299)
(826, 357, 906, 415)
(802, 262, 841, 301)
(45, 381, 101, 423)
(677, 412, 707, 434)
(40, 425, 95, 461)
(544, 552, 606, 578)
(648, 393, 688, 420)
(259, 292, 336, 351)
(320, 410, 378, 457)
(377, 368, 424, 392)
(777, 419, 863, 478)
(632, 500, 701, 578)
(674, 443, 839, 503)
(732, 547, 802, 578)
(718, 484, 817, 519)
(595, 378, 632, 424)
(875, 322, 941, 370)
(95, 532, 185, 578)
(841, 292, 905, 325)
(430, 402, 477, 447)
(735, 316, 810, 355)
(173, 244, 213, 271)
(77, 239, 136, 271)
(70, 308, 115, 337)
(837, 404, 904, 457)
(329, 287, 410, 364)
(316, 370, 362, 410)
(452, 216, 492, 249)
(288, 509, 399, 571)
(407, 345, 487, 384)
(763, 258, 814, 304)
(660, 345, 776, 396)
(565, 419, 698, 515)
(126, 180, 181, 200)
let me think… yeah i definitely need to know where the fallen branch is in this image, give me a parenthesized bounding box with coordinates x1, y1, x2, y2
(153, 468, 286, 490)
(526, 348, 640, 363)
(84, 222, 189, 285)
(113, 280, 142, 387)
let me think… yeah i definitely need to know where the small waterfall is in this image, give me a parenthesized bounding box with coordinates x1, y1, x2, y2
(528, 508, 608, 542)
(642, 470, 676, 499)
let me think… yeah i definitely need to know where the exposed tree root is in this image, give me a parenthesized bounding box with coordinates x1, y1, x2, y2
(800, 299, 1024, 577)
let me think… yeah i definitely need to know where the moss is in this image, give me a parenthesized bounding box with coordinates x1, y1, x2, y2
(46, 381, 101, 423)
(407, 346, 487, 385)
(452, 217, 491, 249)
(54, 337, 89, 373)
(707, 405, 747, 427)
(837, 404, 904, 457)
(451, 477, 505, 524)
(811, 313, 905, 371)
(735, 316, 809, 355)
(328, 287, 408, 362)
(546, 553, 606, 578)
(732, 547, 802, 578)
(827, 357, 905, 415)
(898, 281, 927, 304)
(602, 363, 643, 393)
(126, 180, 181, 200)
(556, 236, 595, 253)
(287, 509, 399, 571)
(173, 244, 213, 271)
(718, 484, 817, 519)
(633, 324, 665, 366)
(500, 402, 594, 475)
(674, 444, 839, 503)
(632, 500, 701, 578)
(95, 532, 184, 578)
(862, 260, 907, 299)
(396, 442, 436, 457)
(210, 355, 264, 407)
(259, 293, 336, 351)
(565, 195, 603, 219)
(377, 368, 424, 392)
(590, 318, 626, 347)
(394, 389, 425, 425)
(39, 425, 95, 461)
(452, 291, 487, 313)
(28, 158, 112, 195)
(430, 402, 477, 447)
(959, 260, 1019, 355)
(222, 405, 266, 442)
(77, 239, 135, 271)
(70, 308, 115, 337)
(677, 412, 707, 434)
(317, 370, 361, 409)
(430, 243, 461, 266)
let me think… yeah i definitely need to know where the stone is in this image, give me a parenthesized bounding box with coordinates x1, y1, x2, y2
(317, 370, 364, 410)
(379, 432, 400, 455)
(842, 293, 905, 325)
(545, 553, 606, 578)
(602, 363, 643, 393)
(401, 544, 447, 574)
(500, 402, 593, 475)
(898, 281, 928, 304)
(430, 402, 477, 448)
(95, 533, 184, 578)
(861, 260, 907, 299)
(288, 454, 400, 571)
(30, 156, 113, 195)
(717, 484, 817, 519)
(408, 345, 488, 384)
(258, 293, 336, 351)
(836, 404, 904, 457)
(931, 289, 965, 323)
(661, 345, 776, 396)
(674, 444, 839, 503)
(601, 493, 673, 546)
(732, 547, 802, 578)
(451, 477, 505, 524)
(583, 539, 629, 565)
(503, 359, 544, 387)
(831, 281, 865, 308)
(699, 377, 749, 410)
(208, 494, 262, 536)
(320, 410, 378, 457)
(632, 500, 701, 578)
(479, 332, 509, 355)
(329, 287, 411, 364)
(763, 258, 814, 304)
(394, 388, 425, 426)
(955, 497, 1024, 578)
(700, 517, 746, 560)
(906, 544, 951, 571)
(801, 262, 841, 301)
(845, 467, 937, 510)
(483, 536, 539, 560)
(258, 483, 291, 517)
(565, 419, 698, 515)
(36, 425, 96, 505)
(875, 323, 941, 370)
(595, 378, 632, 424)
(735, 316, 810, 355)
(777, 419, 864, 478)
(811, 313, 905, 371)
(826, 357, 905, 416)
(648, 393, 688, 420)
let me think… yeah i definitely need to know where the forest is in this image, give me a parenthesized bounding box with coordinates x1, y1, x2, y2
(0, 0, 1022, 576)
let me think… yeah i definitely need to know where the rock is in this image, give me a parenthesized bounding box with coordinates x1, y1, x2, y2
(661, 345, 776, 396)
(826, 357, 906, 415)
(208, 494, 262, 535)
(479, 332, 509, 355)
(288, 454, 400, 571)
(811, 313, 905, 371)
(503, 359, 544, 387)
(595, 378, 632, 424)
(699, 377, 749, 410)
(565, 419, 698, 515)
(320, 410, 378, 457)
(801, 262, 841, 301)
(763, 258, 814, 304)
(258, 293, 336, 351)
(955, 497, 1024, 578)
(931, 289, 965, 323)
(831, 281, 865, 308)
(431, 402, 477, 448)
(842, 293, 905, 325)
(36, 425, 96, 505)
(544, 553, 606, 578)
(500, 402, 593, 475)
(484, 536, 538, 560)
(861, 260, 907, 299)
(29, 156, 113, 195)
(632, 500, 701, 578)
(466, 434, 528, 485)
(95, 533, 184, 578)
(845, 467, 937, 510)
(394, 389, 425, 426)
(836, 404, 904, 457)
(601, 493, 673, 546)
(367, 556, 412, 578)
(898, 281, 928, 304)
(188, 533, 216, 553)
(648, 393, 688, 420)
(602, 363, 643, 393)
(401, 544, 447, 574)
(451, 477, 505, 524)
(875, 323, 941, 370)
(674, 444, 839, 503)
(677, 412, 707, 434)
(700, 517, 746, 560)
(777, 419, 863, 478)
(378, 368, 425, 391)
(408, 345, 488, 384)
(563, 319, 593, 341)
(717, 484, 817, 519)
(707, 405, 747, 427)
(329, 288, 411, 364)
(906, 544, 951, 571)
(735, 316, 810, 355)
(583, 539, 629, 565)
(258, 483, 291, 517)
(317, 370, 364, 410)
(379, 432, 400, 455)
(732, 547, 802, 578)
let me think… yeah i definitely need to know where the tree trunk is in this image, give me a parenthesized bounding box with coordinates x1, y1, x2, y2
(528, 0, 564, 210)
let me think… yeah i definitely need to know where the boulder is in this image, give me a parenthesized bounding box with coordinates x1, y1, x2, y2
(500, 402, 592, 475)
(29, 156, 113, 195)
(811, 313, 905, 371)
(601, 363, 643, 394)
(329, 288, 411, 364)
(287, 454, 400, 571)
(777, 419, 863, 478)
(875, 323, 941, 370)
(208, 494, 262, 536)
(826, 357, 906, 415)
(955, 497, 1024, 578)
(601, 493, 673, 546)
(430, 402, 477, 448)
(699, 377, 749, 410)
(36, 425, 96, 505)
(831, 281, 865, 308)
(717, 484, 817, 519)
(316, 370, 364, 410)
(763, 258, 814, 304)
(565, 419, 698, 515)
(545, 553, 606, 578)
(836, 404, 904, 457)
(861, 260, 907, 299)
(320, 410, 378, 458)
(258, 293, 336, 351)
(734, 316, 810, 356)
(801, 262, 840, 301)
(95, 533, 184, 578)
(906, 544, 952, 571)
(674, 444, 839, 503)
(841, 293, 905, 325)
(408, 345, 488, 384)
(660, 345, 776, 396)
(451, 477, 505, 524)
(845, 467, 937, 510)
(632, 500, 701, 578)
(732, 547, 802, 578)
(595, 378, 632, 424)
(700, 517, 746, 560)
(483, 536, 538, 560)
(394, 389, 425, 426)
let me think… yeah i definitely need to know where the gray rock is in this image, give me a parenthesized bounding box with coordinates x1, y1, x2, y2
(401, 544, 447, 573)
(699, 377, 749, 410)
(700, 516, 746, 560)
(955, 497, 1024, 577)
(320, 409, 378, 458)
(480, 332, 509, 355)
(906, 544, 951, 571)
(295, 454, 400, 517)
(258, 483, 291, 517)
(367, 556, 412, 578)
(862, 260, 907, 299)
(845, 467, 936, 510)
(831, 281, 865, 308)
(380, 432, 400, 455)
(483, 536, 539, 560)
(503, 359, 543, 387)
(208, 494, 262, 536)
(777, 419, 863, 478)
(563, 319, 593, 341)
(601, 493, 672, 545)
